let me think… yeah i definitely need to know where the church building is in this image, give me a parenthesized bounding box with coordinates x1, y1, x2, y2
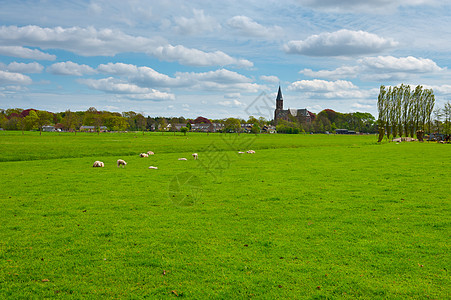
(274, 86, 311, 125)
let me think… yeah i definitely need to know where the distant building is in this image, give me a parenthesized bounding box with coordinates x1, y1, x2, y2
(80, 125, 108, 132)
(274, 86, 311, 125)
(191, 123, 224, 132)
(42, 125, 56, 132)
(262, 125, 276, 133)
(335, 129, 356, 134)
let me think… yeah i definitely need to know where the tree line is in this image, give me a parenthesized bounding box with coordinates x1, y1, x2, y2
(276, 109, 376, 134)
(7, 103, 450, 136)
(376, 84, 441, 141)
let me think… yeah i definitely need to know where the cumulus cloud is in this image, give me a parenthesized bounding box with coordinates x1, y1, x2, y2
(218, 99, 245, 107)
(149, 44, 253, 67)
(300, 66, 359, 79)
(47, 61, 96, 76)
(289, 79, 357, 92)
(423, 84, 451, 95)
(79, 77, 175, 101)
(359, 56, 443, 73)
(0, 25, 251, 67)
(3, 62, 44, 73)
(0, 25, 157, 56)
(288, 79, 370, 99)
(351, 102, 374, 110)
(0, 70, 32, 85)
(0, 46, 56, 60)
(173, 9, 220, 35)
(227, 16, 283, 39)
(300, 56, 445, 81)
(284, 29, 397, 56)
(260, 75, 280, 83)
(97, 62, 261, 92)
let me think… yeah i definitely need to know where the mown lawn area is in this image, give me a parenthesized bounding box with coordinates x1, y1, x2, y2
(0, 131, 449, 298)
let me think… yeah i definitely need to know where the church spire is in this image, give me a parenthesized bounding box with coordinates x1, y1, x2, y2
(276, 86, 283, 101)
(276, 86, 283, 110)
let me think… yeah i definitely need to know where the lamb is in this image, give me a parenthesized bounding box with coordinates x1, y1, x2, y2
(92, 161, 104, 167)
(192, 153, 198, 160)
(140, 153, 149, 158)
(178, 158, 187, 161)
(117, 159, 127, 168)
(147, 151, 154, 155)
(148, 166, 158, 169)
(246, 150, 256, 154)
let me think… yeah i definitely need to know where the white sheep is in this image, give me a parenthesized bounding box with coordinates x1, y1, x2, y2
(117, 159, 127, 168)
(246, 150, 256, 154)
(147, 151, 154, 155)
(148, 166, 158, 169)
(140, 153, 149, 158)
(178, 158, 187, 161)
(238, 151, 245, 154)
(92, 161, 104, 167)
(192, 153, 198, 160)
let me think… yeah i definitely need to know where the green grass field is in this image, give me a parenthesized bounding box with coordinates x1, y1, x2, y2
(0, 131, 449, 299)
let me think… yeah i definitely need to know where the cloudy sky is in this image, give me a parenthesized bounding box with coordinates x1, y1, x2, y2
(1, 0, 450, 119)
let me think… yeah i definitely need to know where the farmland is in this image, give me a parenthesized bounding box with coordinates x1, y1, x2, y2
(0, 131, 449, 298)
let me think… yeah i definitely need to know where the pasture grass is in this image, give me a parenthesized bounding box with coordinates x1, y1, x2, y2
(0, 131, 449, 298)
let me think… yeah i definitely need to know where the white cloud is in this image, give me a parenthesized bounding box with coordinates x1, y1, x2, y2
(423, 84, 451, 95)
(218, 99, 244, 107)
(47, 61, 96, 76)
(3, 62, 44, 73)
(0, 70, 32, 85)
(97, 63, 262, 93)
(149, 44, 253, 67)
(288, 79, 357, 92)
(173, 9, 220, 35)
(79, 77, 175, 100)
(284, 29, 397, 56)
(227, 16, 283, 39)
(0, 25, 157, 57)
(351, 102, 374, 110)
(0, 46, 56, 60)
(300, 66, 358, 79)
(301, 56, 445, 81)
(0, 25, 253, 68)
(260, 75, 280, 83)
(359, 56, 444, 73)
(177, 68, 252, 84)
(288, 79, 372, 99)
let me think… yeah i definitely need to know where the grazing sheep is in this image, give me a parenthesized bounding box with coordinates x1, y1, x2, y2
(140, 153, 149, 158)
(117, 159, 127, 168)
(178, 158, 187, 161)
(148, 166, 158, 169)
(246, 150, 256, 154)
(192, 153, 198, 160)
(238, 151, 245, 154)
(93, 161, 104, 167)
(147, 151, 154, 155)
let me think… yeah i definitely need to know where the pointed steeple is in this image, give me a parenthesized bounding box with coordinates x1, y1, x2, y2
(275, 86, 283, 110)
(276, 86, 283, 101)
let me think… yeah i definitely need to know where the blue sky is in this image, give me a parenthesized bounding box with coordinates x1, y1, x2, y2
(0, 0, 450, 119)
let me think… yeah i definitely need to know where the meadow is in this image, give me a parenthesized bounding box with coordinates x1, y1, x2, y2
(0, 131, 449, 299)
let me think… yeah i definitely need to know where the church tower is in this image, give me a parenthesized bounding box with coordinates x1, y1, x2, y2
(274, 86, 284, 124)
(276, 86, 283, 110)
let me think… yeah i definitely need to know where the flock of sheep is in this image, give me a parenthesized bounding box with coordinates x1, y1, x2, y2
(92, 149, 255, 169)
